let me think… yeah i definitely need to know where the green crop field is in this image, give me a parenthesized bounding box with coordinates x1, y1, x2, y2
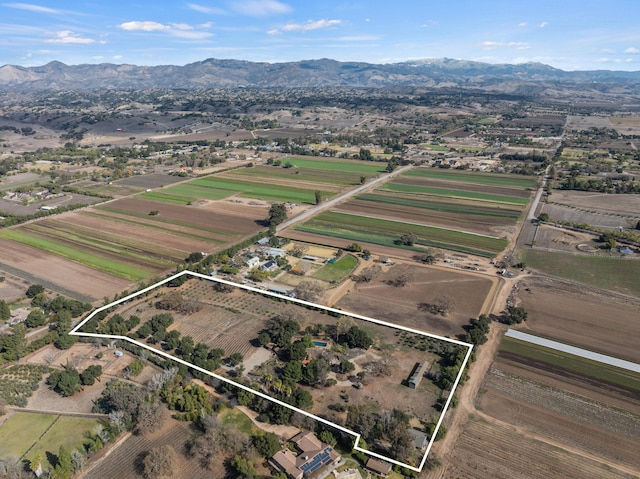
(313, 254, 359, 282)
(382, 183, 529, 205)
(356, 193, 522, 220)
(404, 168, 538, 188)
(0, 229, 152, 280)
(26, 221, 180, 265)
(522, 250, 640, 297)
(149, 176, 329, 205)
(296, 211, 507, 257)
(500, 336, 640, 392)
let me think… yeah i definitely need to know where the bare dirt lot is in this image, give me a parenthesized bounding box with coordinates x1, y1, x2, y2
(531, 225, 601, 252)
(100, 196, 264, 238)
(541, 201, 639, 229)
(514, 275, 640, 363)
(548, 190, 640, 217)
(337, 263, 497, 338)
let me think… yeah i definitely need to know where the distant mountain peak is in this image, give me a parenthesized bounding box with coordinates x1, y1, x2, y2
(0, 57, 638, 92)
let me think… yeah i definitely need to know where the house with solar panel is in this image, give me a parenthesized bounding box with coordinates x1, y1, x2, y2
(270, 431, 341, 479)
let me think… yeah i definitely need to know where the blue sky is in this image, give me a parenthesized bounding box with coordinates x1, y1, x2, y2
(1, 0, 639, 70)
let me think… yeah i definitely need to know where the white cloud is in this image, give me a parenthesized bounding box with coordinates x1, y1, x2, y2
(624, 47, 640, 54)
(480, 41, 530, 51)
(187, 3, 227, 14)
(118, 20, 213, 40)
(232, 0, 291, 17)
(171, 23, 194, 30)
(507, 41, 530, 50)
(539, 21, 548, 28)
(518, 22, 527, 27)
(113, 55, 123, 60)
(119, 21, 170, 32)
(282, 19, 341, 32)
(596, 57, 624, 63)
(171, 29, 213, 39)
(45, 30, 95, 44)
(269, 18, 341, 35)
(3, 2, 60, 14)
(339, 34, 380, 42)
(480, 41, 502, 51)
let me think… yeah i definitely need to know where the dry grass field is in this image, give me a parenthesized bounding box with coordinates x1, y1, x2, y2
(338, 264, 497, 337)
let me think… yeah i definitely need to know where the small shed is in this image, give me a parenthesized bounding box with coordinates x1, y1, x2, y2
(408, 361, 430, 389)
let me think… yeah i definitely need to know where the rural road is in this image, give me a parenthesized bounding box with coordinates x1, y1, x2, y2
(276, 164, 413, 231)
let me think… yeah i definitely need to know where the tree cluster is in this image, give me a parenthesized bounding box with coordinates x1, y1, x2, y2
(47, 363, 103, 396)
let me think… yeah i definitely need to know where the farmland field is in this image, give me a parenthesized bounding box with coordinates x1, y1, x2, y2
(522, 250, 640, 297)
(142, 174, 331, 205)
(141, 157, 385, 205)
(442, 329, 640, 479)
(515, 276, 640, 363)
(499, 336, 640, 395)
(0, 195, 268, 300)
(443, 412, 637, 479)
(295, 211, 508, 257)
(402, 168, 538, 188)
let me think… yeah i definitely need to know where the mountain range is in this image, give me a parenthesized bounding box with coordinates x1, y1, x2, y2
(1, 57, 639, 92)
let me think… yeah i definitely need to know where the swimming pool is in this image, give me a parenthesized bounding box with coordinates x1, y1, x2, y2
(313, 341, 328, 347)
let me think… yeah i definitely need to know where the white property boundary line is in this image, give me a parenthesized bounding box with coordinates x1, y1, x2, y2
(70, 270, 473, 472)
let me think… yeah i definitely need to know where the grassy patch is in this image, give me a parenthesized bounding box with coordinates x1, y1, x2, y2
(0, 412, 57, 458)
(404, 168, 538, 188)
(28, 416, 101, 470)
(500, 336, 640, 393)
(522, 250, 640, 297)
(296, 211, 507, 257)
(384, 182, 529, 205)
(0, 229, 151, 281)
(218, 407, 254, 435)
(313, 254, 359, 282)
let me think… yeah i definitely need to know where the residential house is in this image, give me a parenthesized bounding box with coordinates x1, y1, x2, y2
(365, 457, 392, 477)
(270, 431, 341, 479)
